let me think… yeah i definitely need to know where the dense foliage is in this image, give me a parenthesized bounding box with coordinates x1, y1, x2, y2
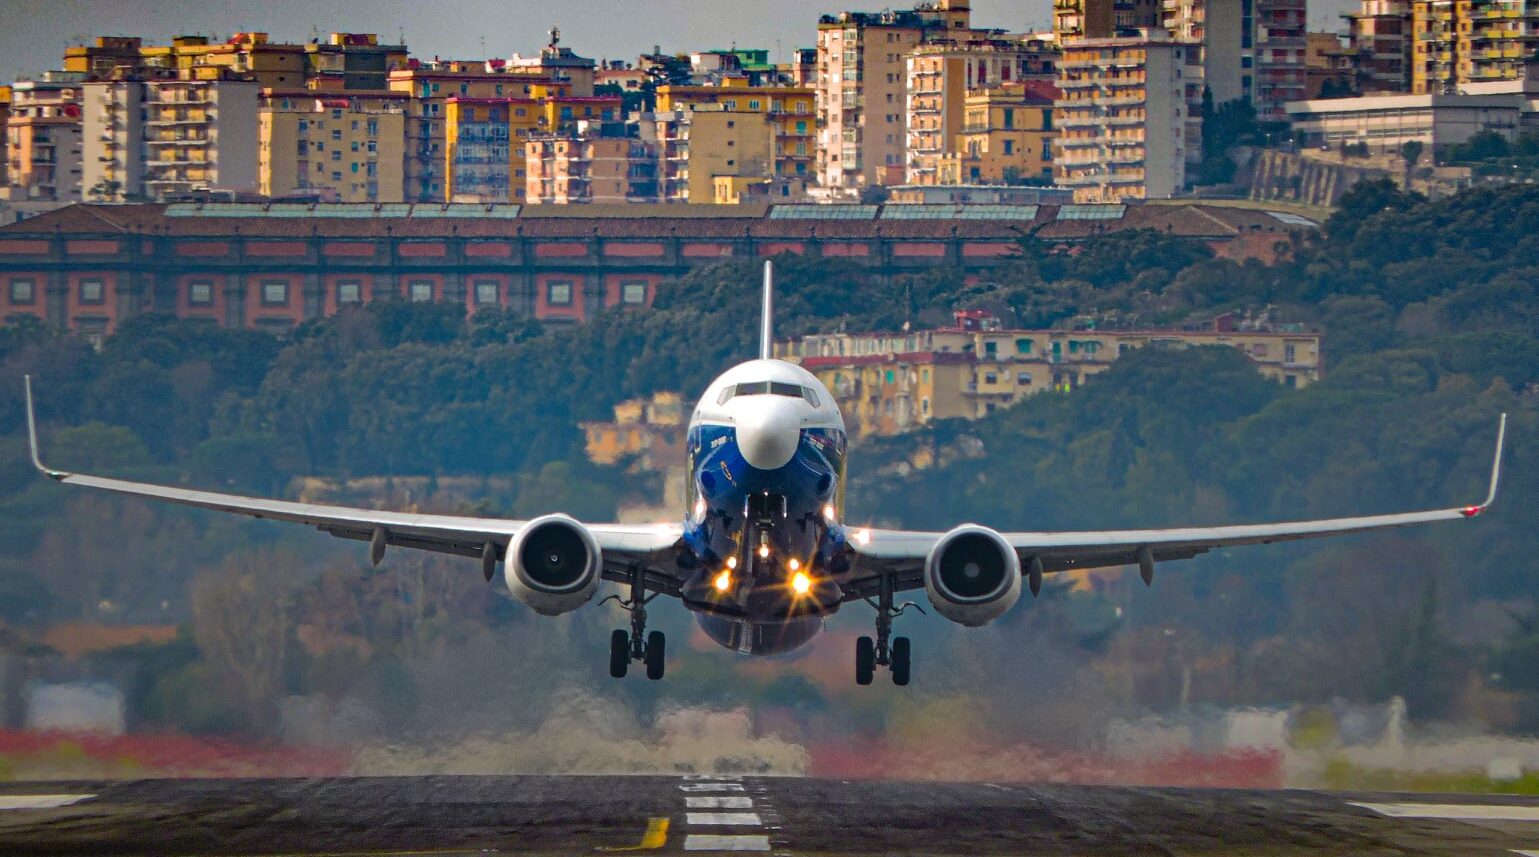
(2, 181, 1538, 740)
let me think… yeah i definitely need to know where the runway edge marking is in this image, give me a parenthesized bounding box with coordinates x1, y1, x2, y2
(1350, 802, 1539, 822)
(0, 794, 96, 810)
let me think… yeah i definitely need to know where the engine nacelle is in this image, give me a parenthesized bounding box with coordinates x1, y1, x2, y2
(505, 514, 602, 616)
(924, 525, 1022, 627)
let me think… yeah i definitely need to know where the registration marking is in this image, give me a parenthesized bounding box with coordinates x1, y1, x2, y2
(684, 834, 771, 851)
(686, 812, 762, 826)
(0, 795, 94, 810)
(1351, 802, 1539, 821)
(687, 796, 754, 809)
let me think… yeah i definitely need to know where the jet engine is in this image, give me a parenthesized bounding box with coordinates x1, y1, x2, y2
(924, 525, 1022, 627)
(505, 514, 602, 615)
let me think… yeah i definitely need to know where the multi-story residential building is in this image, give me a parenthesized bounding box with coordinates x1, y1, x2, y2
(937, 82, 1058, 184)
(580, 392, 687, 472)
(508, 28, 597, 97)
(657, 82, 815, 184)
(1055, 31, 1196, 203)
(1054, 0, 1164, 41)
(816, 1, 974, 191)
(1163, 0, 1247, 106)
(80, 75, 258, 201)
(303, 33, 409, 91)
(1412, 0, 1539, 94)
(443, 97, 527, 203)
(1345, 0, 1413, 93)
(904, 38, 1058, 184)
(1306, 32, 1360, 98)
(647, 108, 777, 203)
(525, 124, 657, 204)
(778, 310, 1322, 437)
(259, 90, 406, 202)
(0, 87, 10, 188)
(3, 74, 84, 203)
(1253, 0, 1308, 121)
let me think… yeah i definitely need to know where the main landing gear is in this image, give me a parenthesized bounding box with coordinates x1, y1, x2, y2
(601, 565, 666, 680)
(856, 573, 923, 687)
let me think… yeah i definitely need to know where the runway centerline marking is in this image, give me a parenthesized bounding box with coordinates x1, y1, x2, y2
(597, 816, 670, 852)
(686, 812, 762, 826)
(683, 834, 771, 851)
(0, 794, 95, 810)
(681, 783, 746, 793)
(687, 796, 754, 809)
(1351, 802, 1539, 821)
(1513, 850, 1539, 856)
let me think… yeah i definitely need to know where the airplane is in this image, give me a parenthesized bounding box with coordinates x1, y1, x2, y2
(24, 261, 1507, 686)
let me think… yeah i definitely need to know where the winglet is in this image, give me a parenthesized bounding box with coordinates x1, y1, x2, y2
(23, 376, 67, 481)
(1482, 412, 1506, 510)
(759, 260, 774, 361)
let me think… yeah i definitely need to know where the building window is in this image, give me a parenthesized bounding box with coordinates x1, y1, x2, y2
(332, 129, 342, 141)
(337, 281, 361, 304)
(984, 341, 997, 356)
(1017, 372, 1032, 385)
(188, 281, 213, 306)
(984, 372, 998, 384)
(474, 280, 499, 306)
(621, 281, 647, 305)
(261, 281, 289, 306)
(79, 278, 104, 305)
(1015, 338, 1032, 354)
(409, 281, 434, 302)
(546, 281, 573, 306)
(9, 279, 35, 305)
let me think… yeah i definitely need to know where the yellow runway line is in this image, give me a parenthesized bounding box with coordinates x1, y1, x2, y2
(597, 816, 670, 852)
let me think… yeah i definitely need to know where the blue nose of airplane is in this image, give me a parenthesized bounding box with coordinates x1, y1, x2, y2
(734, 397, 801, 470)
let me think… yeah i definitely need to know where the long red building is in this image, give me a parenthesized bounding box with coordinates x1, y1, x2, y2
(0, 201, 1315, 337)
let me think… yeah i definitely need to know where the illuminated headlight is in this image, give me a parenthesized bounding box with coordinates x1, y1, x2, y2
(714, 570, 733, 592)
(759, 544, 770, 559)
(823, 504, 837, 522)
(726, 556, 738, 570)
(791, 571, 811, 595)
(788, 558, 801, 571)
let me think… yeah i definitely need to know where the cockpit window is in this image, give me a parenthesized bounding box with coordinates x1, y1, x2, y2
(716, 381, 822, 407)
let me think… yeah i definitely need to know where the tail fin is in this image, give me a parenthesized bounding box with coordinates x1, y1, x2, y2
(759, 260, 774, 361)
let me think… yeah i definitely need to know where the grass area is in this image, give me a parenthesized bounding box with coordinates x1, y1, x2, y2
(1321, 757, 1539, 795)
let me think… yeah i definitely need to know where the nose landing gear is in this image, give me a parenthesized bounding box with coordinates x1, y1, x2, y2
(856, 572, 923, 686)
(601, 564, 666, 680)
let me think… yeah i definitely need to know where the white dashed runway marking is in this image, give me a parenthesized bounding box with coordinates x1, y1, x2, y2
(0, 795, 95, 810)
(681, 782, 747, 793)
(686, 812, 763, 826)
(687, 795, 756, 809)
(683, 834, 771, 851)
(1351, 802, 1539, 822)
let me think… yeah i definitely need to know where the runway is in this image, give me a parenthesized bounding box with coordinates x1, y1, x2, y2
(3, 775, 1539, 855)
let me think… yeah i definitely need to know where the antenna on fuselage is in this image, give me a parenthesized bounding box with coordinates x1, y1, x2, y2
(759, 260, 774, 361)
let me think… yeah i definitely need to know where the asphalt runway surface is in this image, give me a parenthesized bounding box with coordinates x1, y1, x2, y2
(4, 776, 1539, 856)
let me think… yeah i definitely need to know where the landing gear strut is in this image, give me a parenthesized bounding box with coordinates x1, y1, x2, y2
(602, 564, 665, 680)
(856, 573, 922, 686)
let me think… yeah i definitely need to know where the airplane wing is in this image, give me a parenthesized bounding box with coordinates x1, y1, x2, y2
(842, 413, 1506, 598)
(24, 377, 681, 574)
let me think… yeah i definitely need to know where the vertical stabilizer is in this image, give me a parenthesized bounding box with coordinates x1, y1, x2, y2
(760, 260, 774, 360)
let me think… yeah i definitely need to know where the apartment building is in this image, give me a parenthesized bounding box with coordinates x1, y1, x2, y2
(904, 38, 1057, 184)
(1346, 1, 1414, 92)
(303, 33, 409, 91)
(525, 125, 657, 204)
(1163, 0, 1247, 105)
(0, 87, 10, 188)
(63, 33, 406, 91)
(778, 310, 1322, 438)
(1054, 0, 1164, 40)
(1412, 0, 1539, 94)
(646, 108, 777, 203)
(3, 74, 84, 203)
(80, 76, 258, 201)
(656, 82, 815, 184)
(1253, 0, 1308, 121)
(816, 1, 973, 191)
(937, 82, 1057, 185)
(260, 91, 406, 202)
(1055, 32, 1195, 203)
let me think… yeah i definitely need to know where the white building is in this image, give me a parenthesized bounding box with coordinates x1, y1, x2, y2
(82, 77, 258, 201)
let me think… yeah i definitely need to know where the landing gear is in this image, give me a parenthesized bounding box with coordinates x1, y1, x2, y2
(855, 573, 922, 686)
(601, 564, 666, 680)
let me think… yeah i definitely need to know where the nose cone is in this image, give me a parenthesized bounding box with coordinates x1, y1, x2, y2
(735, 398, 801, 471)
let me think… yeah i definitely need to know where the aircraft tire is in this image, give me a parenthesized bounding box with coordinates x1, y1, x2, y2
(645, 631, 666, 680)
(609, 629, 629, 678)
(855, 636, 875, 686)
(891, 637, 911, 686)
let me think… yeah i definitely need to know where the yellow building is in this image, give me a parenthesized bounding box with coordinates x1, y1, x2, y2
(656, 82, 815, 184)
(1411, 1, 1539, 94)
(1054, 0, 1163, 40)
(580, 392, 686, 472)
(525, 129, 656, 204)
(649, 108, 777, 203)
(778, 311, 1322, 438)
(938, 82, 1057, 185)
(260, 90, 406, 202)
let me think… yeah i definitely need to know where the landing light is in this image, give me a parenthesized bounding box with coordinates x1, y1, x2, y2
(726, 556, 738, 569)
(714, 570, 733, 592)
(694, 498, 707, 518)
(788, 558, 801, 572)
(791, 571, 811, 595)
(855, 528, 871, 546)
(823, 504, 836, 522)
(759, 544, 770, 559)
